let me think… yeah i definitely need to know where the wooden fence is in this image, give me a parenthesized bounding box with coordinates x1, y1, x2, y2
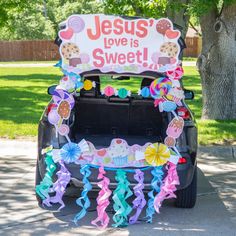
(0, 37, 202, 61)
(0, 40, 60, 61)
(183, 37, 202, 58)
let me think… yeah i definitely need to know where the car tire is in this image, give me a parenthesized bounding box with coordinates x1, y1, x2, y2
(175, 165, 197, 208)
(35, 161, 43, 205)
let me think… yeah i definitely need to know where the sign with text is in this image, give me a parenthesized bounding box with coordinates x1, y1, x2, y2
(59, 14, 181, 74)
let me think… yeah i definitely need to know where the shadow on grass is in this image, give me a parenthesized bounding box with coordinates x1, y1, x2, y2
(0, 74, 60, 83)
(0, 87, 50, 124)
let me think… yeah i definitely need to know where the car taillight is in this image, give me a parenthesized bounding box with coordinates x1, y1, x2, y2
(46, 103, 57, 115)
(178, 157, 187, 164)
(177, 107, 191, 120)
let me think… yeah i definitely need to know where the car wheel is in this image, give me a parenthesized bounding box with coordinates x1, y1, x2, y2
(175, 165, 197, 208)
(35, 161, 43, 205)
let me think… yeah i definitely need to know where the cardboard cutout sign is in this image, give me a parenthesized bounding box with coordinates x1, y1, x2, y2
(59, 14, 181, 74)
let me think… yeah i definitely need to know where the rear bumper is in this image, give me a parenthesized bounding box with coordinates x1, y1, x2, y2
(38, 151, 196, 191)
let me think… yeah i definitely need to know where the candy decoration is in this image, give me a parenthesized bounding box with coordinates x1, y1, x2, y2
(150, 77, 172, 100)
(145, 143, 170, 166)
(60, 142, 81, 163)
(83, 79, 95, 90)
(166, 117, 184, 139)
(68, 15, 85, 33)
(53, 89, 75, 109)
(159, 101, 177, 112)
(164, 136, 176, 147)
(48, 109, 60, 125)
(112, 170, 132, 227)
(154, 162, 179, 213)
(35, 152, 56, 200)
(57, 100, 71, 120)
(145, 166, 164, 223)
(116, 88, 131, 99)
(156, 19, 171, 35)
(43, 161, 71, 210)
(91, 166, 112, 229)
(102, 85, 115, 97)
(166, 66, 184, 80)
(138, 87, 150, 98)
(74, 165, 92, 223)
(129, 169, 146, 224)
(58, 124, 70, 136)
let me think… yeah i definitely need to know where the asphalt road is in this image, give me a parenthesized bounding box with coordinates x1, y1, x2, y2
(0, 140, 235, 236)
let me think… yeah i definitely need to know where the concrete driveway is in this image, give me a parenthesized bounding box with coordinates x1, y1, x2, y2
(0, 140, 235, 236)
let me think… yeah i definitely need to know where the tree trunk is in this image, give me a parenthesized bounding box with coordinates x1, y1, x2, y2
(197, 3, 236, 119)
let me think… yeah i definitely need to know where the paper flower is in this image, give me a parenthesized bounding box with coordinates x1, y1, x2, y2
(60, 142, 81, 163)
(144, 143, 170, 166)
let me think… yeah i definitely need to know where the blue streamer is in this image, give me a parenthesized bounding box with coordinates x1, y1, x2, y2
(145, 166, 164, 223)
(74, 164, 92, 224)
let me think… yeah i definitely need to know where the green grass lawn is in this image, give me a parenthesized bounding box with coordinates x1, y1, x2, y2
(0, 65, 235, 145)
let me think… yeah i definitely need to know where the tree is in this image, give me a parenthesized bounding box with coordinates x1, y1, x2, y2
(195, 1, 236, 119)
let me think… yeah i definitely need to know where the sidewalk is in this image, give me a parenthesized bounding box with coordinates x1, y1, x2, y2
(0, 140, 235, 235)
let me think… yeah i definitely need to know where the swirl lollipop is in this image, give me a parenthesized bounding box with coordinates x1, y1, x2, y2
(58, 124, 71, 142)
(150, 77, 172, 100)
(53, 89, 75, 109)
(68, 15, 85, 41)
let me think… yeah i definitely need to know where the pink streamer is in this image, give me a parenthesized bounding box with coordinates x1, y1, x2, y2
(91, 166, 112, 229)
(154, 162, 180, 213)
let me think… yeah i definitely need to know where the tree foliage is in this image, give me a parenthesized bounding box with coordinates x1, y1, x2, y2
(0, 0, 104, 40)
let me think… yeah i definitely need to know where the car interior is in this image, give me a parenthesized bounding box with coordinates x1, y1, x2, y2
(70, 74, 170, 148)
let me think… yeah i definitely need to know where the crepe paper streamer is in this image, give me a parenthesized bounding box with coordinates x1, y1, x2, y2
(60, 142, 81, 163)
(144, 143, 170, 166)
(154, 162, 180, 213)
(145, 166, 164, 223)
(74, 165, 92, 224)
(35, 152, 57, 200)
(166, 66, 184, 80)
(83, 80, 96, 90)
(102, 85, 116, 97)
(150, 77, 172, 100)
(129, 169, 146, 224)
(91, 166, 112, 229)
(112, 169, 133, 227)
(52, 89, 75, 109)
(159, 101, 177, 112)
(43, 161, 71, 210)
(138, 87, 150, 98)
